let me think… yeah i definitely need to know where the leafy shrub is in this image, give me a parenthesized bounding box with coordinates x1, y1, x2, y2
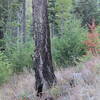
(52, 18, 87, 67)
(5, 40, 34, 72)
(0, 51, 12, 84)
(96, 25, 100, 33)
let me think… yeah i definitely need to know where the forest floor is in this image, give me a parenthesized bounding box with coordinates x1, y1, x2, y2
(0, 56, 100, 100)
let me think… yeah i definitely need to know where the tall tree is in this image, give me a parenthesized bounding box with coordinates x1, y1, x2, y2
(73, 0, 100, 26)
(20, 0, 26, 43)
(0, 0, 8, 51)
(5, 0, 26, 44)
(32, 0, 56, 96)
(0, 27, 4, 51)
(14, 0, 26, 43)
(48, 0, 57, 36)
(22, 0, 26, 43)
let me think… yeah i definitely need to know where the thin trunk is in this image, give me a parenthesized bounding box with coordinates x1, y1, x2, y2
(32, 0, 56, 96)
(0, 27, 4, 39)
(22, 0, 26, 43)
(0, 27, 4, 51)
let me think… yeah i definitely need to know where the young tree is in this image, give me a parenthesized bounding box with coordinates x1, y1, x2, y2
(48, 0, 58, 36)
(5, 0, 26, 43)
(32, 0, 56, 96)
(22, 0, 26, 43)
(19, 0, 26, 43)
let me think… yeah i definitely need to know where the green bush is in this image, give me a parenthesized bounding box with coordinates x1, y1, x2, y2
(0, 52, 12, 84)
(52, 18, 87, 67)
(96, 25, 100, 33)
(5, 38, 34, 72)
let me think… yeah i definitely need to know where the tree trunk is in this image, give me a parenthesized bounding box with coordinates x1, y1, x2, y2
(0, 27, 4, 51)
(21, 0, 26, 43)
(32, 0, 56, 96)
(0, 27, 3, 39)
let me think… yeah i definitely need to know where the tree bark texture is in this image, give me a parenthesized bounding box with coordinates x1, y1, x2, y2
(32, 0, 56, 96)
(0, 27, 4, 51)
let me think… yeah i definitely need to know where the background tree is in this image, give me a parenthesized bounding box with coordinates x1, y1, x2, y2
(32, 0, 56, 96)
(48, 0, 59, 36)
(72, 0, 100, 26)
(0, 0, 8, 51)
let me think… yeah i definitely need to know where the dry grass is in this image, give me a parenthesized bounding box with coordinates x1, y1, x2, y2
(0, 70, 36, 100)
(0, 56, 100, 100)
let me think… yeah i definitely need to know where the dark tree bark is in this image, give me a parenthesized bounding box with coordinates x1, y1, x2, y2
(0, 27, 4, 51)
(32, 0, 56, 96)
(0, 27, 4, 39)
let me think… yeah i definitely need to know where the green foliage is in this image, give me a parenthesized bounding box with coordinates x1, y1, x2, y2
(1, 0, 34, 72)
(48, 0, 59, 35)
(48, 0, 73, 36)
(52, 18, 87, 67)
(72, 0, 100, 25)
(0, 0, 99, 85)
(55, 0, 72, 18)
(0, 39, 5, 50)
(5, 40, 34, 72)
(0, 52, 12, 84)
(96, 25, 100, 33)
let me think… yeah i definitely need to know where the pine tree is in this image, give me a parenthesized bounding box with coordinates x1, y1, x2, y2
(32, 0, 56, 96)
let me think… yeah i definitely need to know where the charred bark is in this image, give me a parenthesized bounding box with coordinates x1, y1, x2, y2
(32, 0, 56, 96)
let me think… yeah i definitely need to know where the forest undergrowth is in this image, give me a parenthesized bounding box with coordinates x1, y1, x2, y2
(0, 56, 100, 100)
